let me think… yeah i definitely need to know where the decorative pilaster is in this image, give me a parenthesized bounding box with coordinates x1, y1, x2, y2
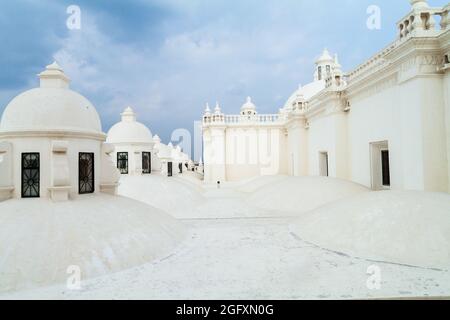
(0, 142, 13, 201)
(100, 143, 120, 195)
(48, 140, 71, 202)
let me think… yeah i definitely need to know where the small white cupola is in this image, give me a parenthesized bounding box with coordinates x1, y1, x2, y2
(39, 61, 70, 89)
(106, 106, 153, 145)
(153, 134, 161, 144)
(315, 49, 335, 81)
(241, 96, 257, 115)
(121, 106, 137, 122)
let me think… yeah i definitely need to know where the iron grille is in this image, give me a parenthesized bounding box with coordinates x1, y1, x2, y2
(21, 153, 40, 198)
(117, 152, 128, 174)
(142, 152, 151, 174)
(79, 152, 95, 194)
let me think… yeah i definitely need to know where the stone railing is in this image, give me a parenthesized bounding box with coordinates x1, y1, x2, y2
(398, 6, 448, 40)
(203, 113, 284, 125)
(346, 3, 449, 85)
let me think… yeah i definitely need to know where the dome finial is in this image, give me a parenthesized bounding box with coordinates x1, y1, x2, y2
(241, 96, 257, 114)
(39, 61, 70, 89)
(47, 61, 62, 71)
(121, 106, 137, 122)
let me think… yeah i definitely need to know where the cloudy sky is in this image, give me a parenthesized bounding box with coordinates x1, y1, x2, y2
(0, 0, 446, 151)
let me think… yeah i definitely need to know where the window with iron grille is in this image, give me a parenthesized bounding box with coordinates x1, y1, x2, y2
(117, 152, 128, 174)
(21, 153, 40, 198)
(168, 162, 173, 177)
(142, 152, 151, 174)
(79, 152, 95, 194)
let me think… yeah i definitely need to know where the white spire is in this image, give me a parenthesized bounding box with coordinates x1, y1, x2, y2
(316, 48, 333, 64)
(214, 102, 222, 114)
(204, 103, 211, 114)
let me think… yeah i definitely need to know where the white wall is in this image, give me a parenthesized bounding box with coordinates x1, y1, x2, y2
(308, 106, 348, 180)
(223, 127, 287, 181)
(287, 120, 308, 176)
(203, 127, 226, 182)
(443, 71, 450, 192)
(346, 74, 449, 192)
(348, 81, 406, 190)
(0, 142, 12, 188)
(420, 76, 448, 192)
(5, 136, 102, 199)
(111, 143, 154, 176)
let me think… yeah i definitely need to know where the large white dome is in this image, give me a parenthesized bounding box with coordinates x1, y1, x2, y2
(106, 107, 153, 144)
(283, 80, 325, 109)
(0, 62, 102, 135)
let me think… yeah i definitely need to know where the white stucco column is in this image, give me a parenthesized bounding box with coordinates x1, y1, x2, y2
(444, 69, 450, 192)
(209, 126, 227, 182)
(0, 142, 13, 201)
(286, 116, 308, 176)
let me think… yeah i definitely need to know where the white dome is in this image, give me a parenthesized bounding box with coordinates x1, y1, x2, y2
(0, 62, 102, 134)
(106, 107, 153, 144)
(241, 96, 257, 115)
(284, 81, 326, 109)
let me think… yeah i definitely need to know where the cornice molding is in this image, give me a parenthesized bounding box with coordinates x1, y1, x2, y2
(0, 129, 106, 141)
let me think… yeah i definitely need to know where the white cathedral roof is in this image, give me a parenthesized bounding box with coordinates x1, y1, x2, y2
(106, 106, 153, 144)
(0, 62, 102, 135)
